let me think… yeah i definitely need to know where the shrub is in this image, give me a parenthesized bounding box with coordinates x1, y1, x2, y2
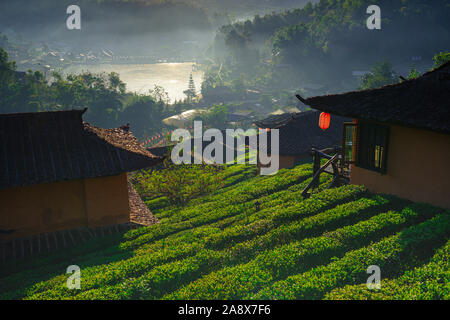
(137, 163, 225, 206)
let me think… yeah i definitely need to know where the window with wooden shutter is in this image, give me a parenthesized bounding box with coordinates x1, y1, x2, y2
(356, 121, 390, 174)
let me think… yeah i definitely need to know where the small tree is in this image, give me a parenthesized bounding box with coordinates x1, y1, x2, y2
(432, 52, 450, 69)
(407, 65, 421, 79)
(150, 85, 170, 104)
(183, 73, 196, 102)
(359, 60, 399, 90)
(137, 163, 224, 207)
(196, 104, 229, 129)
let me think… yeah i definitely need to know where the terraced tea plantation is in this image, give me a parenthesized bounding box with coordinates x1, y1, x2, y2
(0, 163, 448, 300)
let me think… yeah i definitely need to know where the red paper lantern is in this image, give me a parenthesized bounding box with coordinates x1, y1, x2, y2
(319, 112, 331, 130)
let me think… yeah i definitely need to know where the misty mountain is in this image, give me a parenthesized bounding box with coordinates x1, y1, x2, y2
(0, 0, 213, 54)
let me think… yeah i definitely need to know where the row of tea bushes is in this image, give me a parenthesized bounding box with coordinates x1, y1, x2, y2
(251, 214, 450, 299)
(325, 240, 450, 300)
(164, 205, 444, 299)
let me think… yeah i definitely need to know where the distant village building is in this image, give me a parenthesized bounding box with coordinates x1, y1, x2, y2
(254, 111, 349, 170)
(244, 89, 260, 100)
(202, 86, 237, 104)
(269, 107, 301, 116)
(148, 130, 239, 165)
(226, 111, 254, 126)
(0, 109, 163, 241)
(162, 109, 207, 128)
(304, 61, 450, 208)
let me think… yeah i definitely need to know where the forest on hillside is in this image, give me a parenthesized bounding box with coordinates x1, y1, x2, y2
(203, 0, 450, 97)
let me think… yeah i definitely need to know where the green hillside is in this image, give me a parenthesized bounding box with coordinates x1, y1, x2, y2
(0, 163, 448, 300)
(204, 0, 450, 96)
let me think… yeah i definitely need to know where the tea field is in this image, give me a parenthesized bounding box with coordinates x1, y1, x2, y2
(0, 163, 448, 300)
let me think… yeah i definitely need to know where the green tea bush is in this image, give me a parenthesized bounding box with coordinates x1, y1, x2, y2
(325, 240, 450, 300)
(251, 214, 450, 300)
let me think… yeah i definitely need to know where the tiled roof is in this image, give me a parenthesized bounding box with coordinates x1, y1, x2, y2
(254, 112, 301, 129)
(227, 113, 253, 122)
(303, 61, 450, 135)
(148, 131, 239, 164)
(0, 109, 163, 190)
(128, 180, 158, 226)
(254, 110, 350, 156)
(147, 146, 171, 158)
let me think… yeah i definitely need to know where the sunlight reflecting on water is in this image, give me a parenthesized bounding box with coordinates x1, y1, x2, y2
(64, 62, 203, 103)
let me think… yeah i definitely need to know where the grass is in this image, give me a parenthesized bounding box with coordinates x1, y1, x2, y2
(0, 162, 448, 300)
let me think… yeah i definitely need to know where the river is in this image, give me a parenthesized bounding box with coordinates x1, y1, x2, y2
(63, 62, 204, 103)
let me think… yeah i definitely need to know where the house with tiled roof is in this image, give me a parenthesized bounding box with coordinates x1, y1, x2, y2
(300, 61, 450, 208)
(254, 110, 349, 170)
(0, 109, 163, 242)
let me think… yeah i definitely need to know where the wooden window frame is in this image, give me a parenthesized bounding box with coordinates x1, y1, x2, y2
(342, 122, 358, 165)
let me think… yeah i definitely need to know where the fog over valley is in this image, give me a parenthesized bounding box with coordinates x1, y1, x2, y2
(1, 0, 449, 137)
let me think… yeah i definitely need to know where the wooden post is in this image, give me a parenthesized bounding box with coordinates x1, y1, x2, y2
(45, 233, 50, 252)
(53, 232, 58, 250)
(312, 149, 321, 190)
(12, 240, 16, 260)
(20, 239, 24, 258)
(61, 231, 67, 248)
(78, 229, 86, 243)
(1, 242, 5, 263)
(67, 229, 76, 245)
(302, 153, 339, 198)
